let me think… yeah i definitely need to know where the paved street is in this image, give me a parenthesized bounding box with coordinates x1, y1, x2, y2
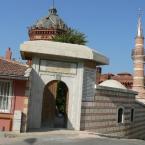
(0, 130, 145, 145)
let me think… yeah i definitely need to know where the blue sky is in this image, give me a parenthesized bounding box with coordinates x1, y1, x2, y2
(0, 0, 145, 73)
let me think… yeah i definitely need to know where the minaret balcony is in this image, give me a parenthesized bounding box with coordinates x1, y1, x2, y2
(131, 49, 144, 57)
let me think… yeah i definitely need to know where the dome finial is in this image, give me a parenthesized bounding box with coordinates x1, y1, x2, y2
(136, 8, 144, 38)
(53, 0, 55, 8)
(49, 0, 57, 15)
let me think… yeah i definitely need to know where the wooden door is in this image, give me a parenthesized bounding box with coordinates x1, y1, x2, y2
(41, 81, 57, 127)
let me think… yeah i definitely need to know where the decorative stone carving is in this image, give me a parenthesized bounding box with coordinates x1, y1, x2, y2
(40, 60, 77, 75)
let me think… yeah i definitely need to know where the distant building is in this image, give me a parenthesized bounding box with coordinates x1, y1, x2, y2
(97, 71, 133, 89)
(97, 13, 145, 103)
(91, 14, 145, 138)
(28, 7, 68, 41)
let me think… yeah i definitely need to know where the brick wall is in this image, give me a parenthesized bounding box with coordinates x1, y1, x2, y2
(13, 80, 29, 132)
(80, 86, 145, 139)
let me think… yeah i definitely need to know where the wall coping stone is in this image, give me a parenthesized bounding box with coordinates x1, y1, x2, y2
(20, 40, 109, 65)
(96, 86, 137, 97)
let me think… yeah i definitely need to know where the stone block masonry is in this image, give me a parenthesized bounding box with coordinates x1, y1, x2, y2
(80, 86, 145, 139)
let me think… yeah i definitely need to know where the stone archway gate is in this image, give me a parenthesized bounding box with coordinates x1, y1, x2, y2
(20, 40, 108, 131)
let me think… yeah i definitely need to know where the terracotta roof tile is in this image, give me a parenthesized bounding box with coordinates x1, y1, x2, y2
(99, 72, 133, 89)
(0, 58, 28, 77)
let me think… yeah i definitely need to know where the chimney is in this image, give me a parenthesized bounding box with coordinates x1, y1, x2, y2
(96, 67, 102, 84)
(5, 48, 12, 60)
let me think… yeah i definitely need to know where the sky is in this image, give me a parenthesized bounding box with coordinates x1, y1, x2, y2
(0, 0, 145, 74)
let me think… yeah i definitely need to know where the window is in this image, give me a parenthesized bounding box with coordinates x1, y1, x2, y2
(118, 107, 124, 123)
(0, 80, 13, 112)
(131, 108, 134, 122)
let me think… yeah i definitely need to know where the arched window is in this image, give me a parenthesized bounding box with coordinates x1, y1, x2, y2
(131, 108, 134, 122)
(118, 107, 124, 123)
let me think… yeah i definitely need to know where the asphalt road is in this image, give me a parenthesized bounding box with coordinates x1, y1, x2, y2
(0, 131, 145, 145)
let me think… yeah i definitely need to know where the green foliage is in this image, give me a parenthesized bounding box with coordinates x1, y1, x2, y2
(52, 28, 87, 45)
(56, 81, 67, 114)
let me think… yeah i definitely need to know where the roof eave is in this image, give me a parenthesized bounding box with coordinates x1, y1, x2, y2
(0, 74, 29, 80)
(20, 41, 109, 65)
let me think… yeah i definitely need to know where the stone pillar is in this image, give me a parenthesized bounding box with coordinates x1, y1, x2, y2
(12, 111, 22, 132)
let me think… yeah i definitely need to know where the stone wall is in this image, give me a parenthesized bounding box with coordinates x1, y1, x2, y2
(131, 101, 145, 139)
(82, 67, 96, 101)
(80, 86, 145, 139)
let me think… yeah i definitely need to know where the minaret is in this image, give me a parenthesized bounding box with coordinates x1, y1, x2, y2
(132, 12, 145, 99)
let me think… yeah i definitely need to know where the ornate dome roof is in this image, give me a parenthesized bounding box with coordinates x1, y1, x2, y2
(31, 7, 68, 30)
(99, 79, 127, 89)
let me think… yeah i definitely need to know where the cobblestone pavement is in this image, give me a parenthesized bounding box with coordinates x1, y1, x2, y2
(0, 130, 145, 145)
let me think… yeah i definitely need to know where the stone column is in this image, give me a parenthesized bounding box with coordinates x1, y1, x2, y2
(12, 111, 22, 132)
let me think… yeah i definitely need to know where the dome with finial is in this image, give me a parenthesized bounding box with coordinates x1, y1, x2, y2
(31, 7, 68, 30)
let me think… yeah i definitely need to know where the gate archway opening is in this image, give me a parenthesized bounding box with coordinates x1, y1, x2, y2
(41, 80, 68, 128)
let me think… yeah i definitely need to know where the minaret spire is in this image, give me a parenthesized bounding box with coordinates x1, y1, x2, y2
(132, 9, 145, 101)
(136, 9, 144, 38)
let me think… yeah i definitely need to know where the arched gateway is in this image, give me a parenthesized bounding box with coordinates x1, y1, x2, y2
(20, 41, 108, 131)
(42, 80, 68, 128)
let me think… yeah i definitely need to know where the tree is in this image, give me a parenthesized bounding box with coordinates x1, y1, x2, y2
(52, 28, 87, 45)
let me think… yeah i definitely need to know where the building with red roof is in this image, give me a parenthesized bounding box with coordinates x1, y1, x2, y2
(97, 70, 133, 89)
(0, 48, 30, 131)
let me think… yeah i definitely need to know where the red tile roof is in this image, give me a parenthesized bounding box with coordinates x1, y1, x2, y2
(0, 58, 28, 79)
(99, 72, 133, 89)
